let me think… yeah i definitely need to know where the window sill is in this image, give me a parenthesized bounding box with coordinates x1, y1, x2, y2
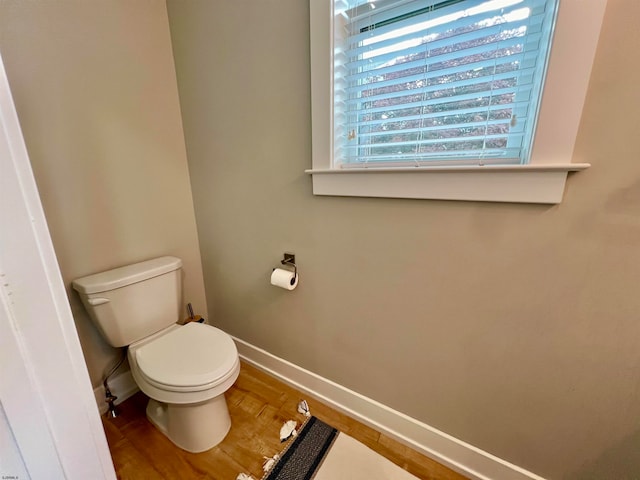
(305, 163, 590, 204)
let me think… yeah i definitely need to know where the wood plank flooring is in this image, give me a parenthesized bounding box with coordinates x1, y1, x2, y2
(103, 361, 468, 480)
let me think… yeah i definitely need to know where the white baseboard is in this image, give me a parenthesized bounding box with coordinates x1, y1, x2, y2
(93, 370, 139, 415)
(233, 337, 545, 480)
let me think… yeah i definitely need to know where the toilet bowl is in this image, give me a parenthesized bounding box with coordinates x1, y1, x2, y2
(129, 322, 240, 452)
(72, 256, 240, 453)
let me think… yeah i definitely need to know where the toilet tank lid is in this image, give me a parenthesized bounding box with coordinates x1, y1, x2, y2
(72, 256, 182, 295)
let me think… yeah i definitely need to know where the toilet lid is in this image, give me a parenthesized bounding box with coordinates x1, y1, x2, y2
(135, 322, 238, 388)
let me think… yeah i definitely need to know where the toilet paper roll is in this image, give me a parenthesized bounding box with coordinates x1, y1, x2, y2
(271, 268, 298, 290)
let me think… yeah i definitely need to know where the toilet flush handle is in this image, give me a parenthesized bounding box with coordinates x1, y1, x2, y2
(87, 297, 110, 306)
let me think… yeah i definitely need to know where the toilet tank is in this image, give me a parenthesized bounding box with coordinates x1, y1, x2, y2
(72, 256, 183, 348)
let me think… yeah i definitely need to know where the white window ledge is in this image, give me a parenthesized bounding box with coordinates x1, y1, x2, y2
(305, 163, 590, 204)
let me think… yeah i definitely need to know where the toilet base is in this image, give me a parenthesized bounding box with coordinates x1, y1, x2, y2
(146, 394, 231, 453)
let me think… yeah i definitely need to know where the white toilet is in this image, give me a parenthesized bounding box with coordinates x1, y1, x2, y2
(72, 256, 240, 453)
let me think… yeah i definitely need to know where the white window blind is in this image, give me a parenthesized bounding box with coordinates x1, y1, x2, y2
(334, 0, 559, 167)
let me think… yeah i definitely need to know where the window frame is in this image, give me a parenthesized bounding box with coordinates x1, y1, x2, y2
(308, 0, 608, 204)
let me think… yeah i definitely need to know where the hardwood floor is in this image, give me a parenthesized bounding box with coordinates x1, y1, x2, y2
(102, 361, 467, 480)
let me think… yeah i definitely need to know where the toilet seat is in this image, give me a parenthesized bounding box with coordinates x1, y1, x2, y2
(135, 322, 238, 392)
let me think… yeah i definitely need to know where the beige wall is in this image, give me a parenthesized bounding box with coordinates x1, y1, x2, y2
(0, 0, 207, 387)
(167, 0, 640, 478)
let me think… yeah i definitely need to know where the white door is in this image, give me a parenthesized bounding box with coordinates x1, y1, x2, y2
(0, 52, 116, 479)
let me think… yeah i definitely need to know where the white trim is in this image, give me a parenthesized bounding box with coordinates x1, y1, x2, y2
(233, 337, 546, 480)
(309, 0, 608, 203)
(0, 274, 64, 478)
(306, 163, 590, 173)
(0, 52, 116, 479)
(305, 165, 586, 203)
(93, 370, 140, 415)
(0, 401, 30, 479)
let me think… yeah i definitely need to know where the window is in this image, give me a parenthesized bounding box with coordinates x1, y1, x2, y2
(338, 0, 557, 167)
(308, 0, 608, 203)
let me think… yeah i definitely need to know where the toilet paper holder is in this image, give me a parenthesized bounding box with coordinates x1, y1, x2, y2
(279, 253, 297, 277)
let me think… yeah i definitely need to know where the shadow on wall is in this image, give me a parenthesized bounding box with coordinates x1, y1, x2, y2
(569, 428, 640, 480)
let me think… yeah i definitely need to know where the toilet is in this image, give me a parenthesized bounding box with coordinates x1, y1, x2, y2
(72, 256, 240, 453)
